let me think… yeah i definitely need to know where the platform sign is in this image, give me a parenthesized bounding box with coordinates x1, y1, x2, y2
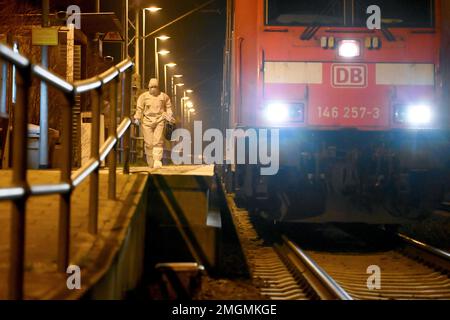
(32, 27, 59, 46)
(103, 32, 123, 42)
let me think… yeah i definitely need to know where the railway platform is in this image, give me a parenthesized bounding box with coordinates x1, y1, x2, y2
(0, 164, 219, 299)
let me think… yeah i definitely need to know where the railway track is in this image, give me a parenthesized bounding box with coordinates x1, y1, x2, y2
(305, 234, 450, 299)
(227, 195, 450, 300)
(227, 195, 350, 300)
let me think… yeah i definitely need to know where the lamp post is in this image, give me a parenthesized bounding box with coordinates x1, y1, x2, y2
(182, 89, 193, 128)
(142, 7, 162, 86)
(181, 96, 190, 128)
(163, 63, 176, 94)
(186, 100, 194, 125)
(187, 108, 196, 125)
(172, 74, 183, 99)
(154, 35, 170, 80)
(175, 83, 184, 119)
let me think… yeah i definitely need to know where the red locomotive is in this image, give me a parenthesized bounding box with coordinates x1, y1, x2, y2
(223, 0, 450, 223)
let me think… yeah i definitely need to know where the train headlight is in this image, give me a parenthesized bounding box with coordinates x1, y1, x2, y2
(338, 40, 361, 58)
(265, 103, 290, 123)
(264, 102, 305, 123)
(394, 103, 433, 125)
(406, 104, 432, 125)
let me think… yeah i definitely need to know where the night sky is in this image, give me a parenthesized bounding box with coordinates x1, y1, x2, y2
(111, 0, 227, 129)
(27, 0, 227, 129)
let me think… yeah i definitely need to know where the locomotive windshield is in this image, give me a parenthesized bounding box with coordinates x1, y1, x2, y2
(266, 0, 346, 26)
(266, 0, 434, 28)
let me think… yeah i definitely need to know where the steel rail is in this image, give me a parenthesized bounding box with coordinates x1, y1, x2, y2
(398, 233, 450, 261)
(280, 235, 353, 300)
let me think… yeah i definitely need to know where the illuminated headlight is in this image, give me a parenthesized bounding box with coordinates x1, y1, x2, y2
(394, 104, 433, 125)
(265, 103, 289, 123)
(338, 40, 361, 58)
(406, 105, 432, 124)
(264, 102, 304, 123)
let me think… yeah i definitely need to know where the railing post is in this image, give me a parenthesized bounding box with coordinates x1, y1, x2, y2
(88, 86, 101, 234)
(123, 70, 132, 174)
(9, 65, 30, 300)
(58, 92, 74, 272)
(108, 78, 119, 200)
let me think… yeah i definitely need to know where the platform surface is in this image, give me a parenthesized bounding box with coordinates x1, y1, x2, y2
(0, 169, 148, 299)
(131, 164, 215, 176)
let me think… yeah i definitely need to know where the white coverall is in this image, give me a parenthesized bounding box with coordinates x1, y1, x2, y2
(134, 91, 173, 167)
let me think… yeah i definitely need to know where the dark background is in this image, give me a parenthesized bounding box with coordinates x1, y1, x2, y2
(142, 0, 227, 129)
(27, 0, 227, 129)
(112, 0, 227, 129)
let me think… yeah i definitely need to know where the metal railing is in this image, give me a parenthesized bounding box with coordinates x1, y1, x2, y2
(0, 43, 134, 300)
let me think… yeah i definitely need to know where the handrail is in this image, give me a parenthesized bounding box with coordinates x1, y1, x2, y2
(0, 42, 134, 300)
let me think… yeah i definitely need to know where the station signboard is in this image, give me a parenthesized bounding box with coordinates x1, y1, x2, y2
(32, 27, 59, 46)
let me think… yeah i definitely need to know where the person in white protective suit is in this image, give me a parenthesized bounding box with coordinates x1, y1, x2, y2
(133, 78, 174, 168)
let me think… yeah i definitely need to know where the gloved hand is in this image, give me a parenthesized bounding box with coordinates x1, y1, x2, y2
(133, 119, 140, 126)
(162, 112, 175, 123)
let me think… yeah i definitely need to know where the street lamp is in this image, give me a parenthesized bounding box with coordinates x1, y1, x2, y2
(187, 107, 196, 125)
(181, 96, 190, 127)
(145, 6, 162, 13)
(154, 36, 170, 80)
(175, 83, 184, 117)
(142, 7, 162, 87)
(172, 74, 183, 98)
(182, 89, 194, 127)
(164, 62, 177, 94)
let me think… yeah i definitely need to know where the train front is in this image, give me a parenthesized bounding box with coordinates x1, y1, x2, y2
(232, 0, 450, 223)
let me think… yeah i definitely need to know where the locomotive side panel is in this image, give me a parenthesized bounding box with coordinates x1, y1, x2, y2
(442, 0, 450, 126)
(233, 0, 259, 127)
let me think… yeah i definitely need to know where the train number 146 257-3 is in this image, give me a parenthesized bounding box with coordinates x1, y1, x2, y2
(317, 106, 381, 119)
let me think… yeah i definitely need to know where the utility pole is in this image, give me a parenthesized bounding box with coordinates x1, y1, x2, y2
(39, 0, 50, 168)
(124, 0, 129, 58)
(142, 9, 146, 87)
(134, 8, 141, 89)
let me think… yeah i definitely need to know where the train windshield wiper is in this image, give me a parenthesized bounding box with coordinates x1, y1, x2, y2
(300, 21, 324, 40)
(380, 20, 400, 41)
(300, 0, 342, 40)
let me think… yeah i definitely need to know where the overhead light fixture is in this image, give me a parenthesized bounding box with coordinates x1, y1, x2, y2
(145, 7, 162, 13)
(158, 50, 170, 55)
(186, 101, 194, 108)
(157, 35, 170, 41)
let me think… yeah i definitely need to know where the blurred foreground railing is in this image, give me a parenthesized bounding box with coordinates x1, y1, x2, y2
(0, 43, 134, 300)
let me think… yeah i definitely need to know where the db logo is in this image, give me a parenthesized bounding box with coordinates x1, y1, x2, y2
(332, 64, 367, 88)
